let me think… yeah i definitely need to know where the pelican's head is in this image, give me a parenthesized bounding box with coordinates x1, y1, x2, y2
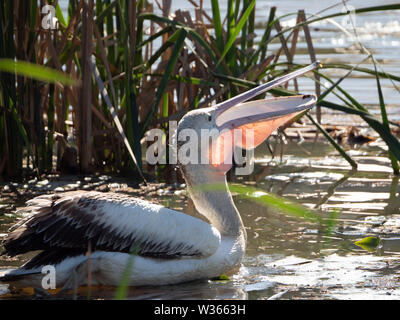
(176, 63, 320, 177)
(177, 94, 315, 176)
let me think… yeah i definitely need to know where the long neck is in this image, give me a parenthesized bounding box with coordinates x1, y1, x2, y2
(181, 165, 246, 238)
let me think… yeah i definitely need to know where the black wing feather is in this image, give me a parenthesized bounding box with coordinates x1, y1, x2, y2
(1, 192, 202, 265)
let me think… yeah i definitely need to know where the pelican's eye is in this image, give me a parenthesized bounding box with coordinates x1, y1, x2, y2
(208, 114, 212, 122)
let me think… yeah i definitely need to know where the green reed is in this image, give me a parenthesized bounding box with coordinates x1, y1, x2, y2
(0, 1, 399, 180)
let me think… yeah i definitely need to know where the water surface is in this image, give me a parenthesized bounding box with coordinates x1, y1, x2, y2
(1, 137, 399, 299)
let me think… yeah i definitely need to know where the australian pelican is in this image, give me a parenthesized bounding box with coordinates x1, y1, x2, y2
(0, 62, 320, 290)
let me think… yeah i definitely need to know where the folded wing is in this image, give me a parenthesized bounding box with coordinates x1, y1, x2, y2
(2, 191, 221, 268)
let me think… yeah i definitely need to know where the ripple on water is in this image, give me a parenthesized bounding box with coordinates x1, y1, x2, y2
(265, 171, 345, 184)
(239, 254, 400, 299)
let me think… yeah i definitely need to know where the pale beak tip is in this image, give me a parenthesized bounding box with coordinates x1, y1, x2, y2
(301, 94, 317, 109)
(302, 94, 317, 100)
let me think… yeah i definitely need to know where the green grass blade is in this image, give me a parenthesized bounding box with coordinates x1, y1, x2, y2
(307, 114, 357, 169)
(245, 12, 296, 71)
(145, 73, 218, 87)
(186, 29, 219, 66)
(372, 58, 399, 174)
(95, 0, 118, 24)
(259, 6, 276, 61)
(55, 3, 67, 27)
(145, 29, 181, 69)
(240, 0, 249, 70)
(88, 57, 147, 184)
(5, 98, 35, 173)
(320, 100, 400, 162)
(225, 0, 237, 73)
(138, 12, 184, 28)
(0, 59, 78, 86)
(139, 13, 221, 70)
(114, 254, 135, 300)
(137, 25, 173, 50)
(162, 92, 169, 119)
(315, 70, 368, 112)
(322, 63, 400, 83)
(29, 1, 38, 31)
(195, 183, 338, 232)
(247, 0, 255, 51)
(141, 28, 187, 134)
(216, 0, 256, 68)
(114, 244, 140, 300)
(211, 0, 224, 53)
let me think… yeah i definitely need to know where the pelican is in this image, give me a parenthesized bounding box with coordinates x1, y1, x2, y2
(0, 62, 320, 290)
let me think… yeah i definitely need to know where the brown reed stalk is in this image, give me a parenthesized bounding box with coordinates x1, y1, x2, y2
(79, 0, 94, 173)
(299, 10, 321, 123)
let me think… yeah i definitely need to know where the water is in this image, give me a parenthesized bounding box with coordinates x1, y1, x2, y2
(1, 0, 399, 299)
(1, 137, 399, 299)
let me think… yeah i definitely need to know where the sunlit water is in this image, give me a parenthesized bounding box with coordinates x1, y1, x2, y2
(149, 0, 400, 110)
(1, 138, 399, 299)
(1, 0, 399, 299)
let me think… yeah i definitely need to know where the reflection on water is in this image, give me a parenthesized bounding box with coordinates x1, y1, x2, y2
(1, 138, 400, 299)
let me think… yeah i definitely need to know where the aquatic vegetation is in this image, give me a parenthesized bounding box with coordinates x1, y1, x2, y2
(355, 236, 380, 252)
(0, 1, 399, 180)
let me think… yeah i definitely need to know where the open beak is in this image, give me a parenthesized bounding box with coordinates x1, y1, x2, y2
(216, 94, 316, 149)
(210, 62, 321, 168)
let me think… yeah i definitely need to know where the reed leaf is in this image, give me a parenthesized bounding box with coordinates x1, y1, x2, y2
(88, 57, 147, 184)
(372, 58, 399, 174)
(95, 0, 118, 24)
(196, 183, 338, 231)
(319, 100, 400, 162)
(55, 3, 67, 27)
(307, 114, 357, 169)
(210, 0, 224, 53)
(0, 59, 79, 86)
(259, 6, 276, 62)
(141, 28, 187, 134)
(322, 63, 400, 83)
(216, 0, 256, 68)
